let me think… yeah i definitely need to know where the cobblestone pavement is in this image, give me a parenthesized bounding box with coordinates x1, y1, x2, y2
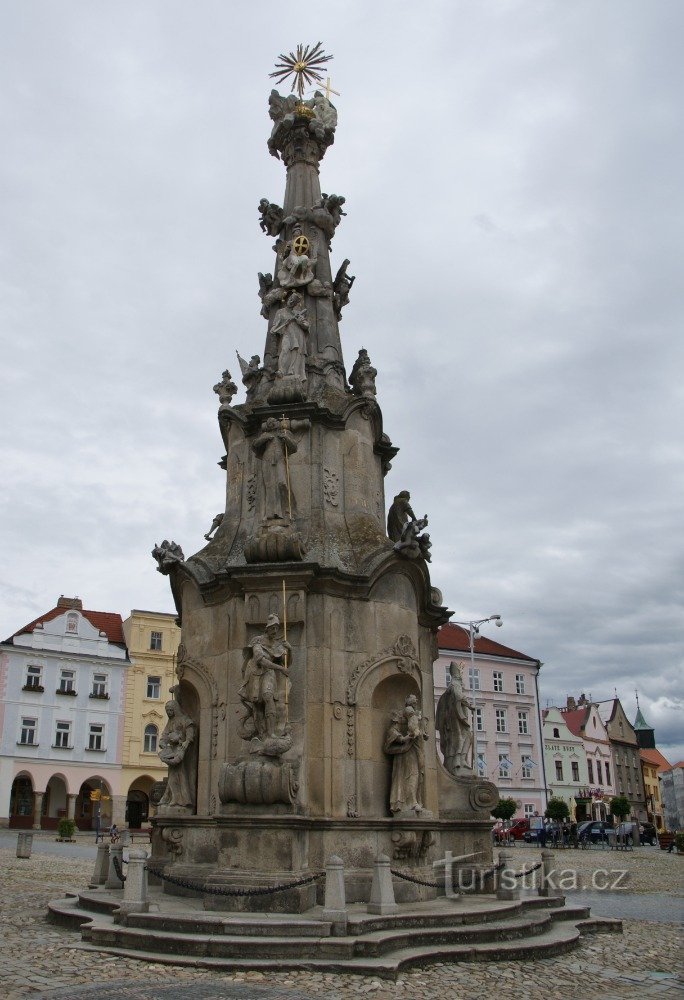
(1, 846, 682, 999)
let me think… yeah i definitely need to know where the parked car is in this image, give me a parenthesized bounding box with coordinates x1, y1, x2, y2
(523, 822, 562, 844)
(508, 819, 531, 840)
(615, 821, 658, 846)
(577, 820, 613, 844)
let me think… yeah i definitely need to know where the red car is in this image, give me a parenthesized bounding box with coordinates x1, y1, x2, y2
(494, 818, 531, 842)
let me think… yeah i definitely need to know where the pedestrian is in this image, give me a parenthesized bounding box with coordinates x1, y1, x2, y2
(109, 823, 119, 844)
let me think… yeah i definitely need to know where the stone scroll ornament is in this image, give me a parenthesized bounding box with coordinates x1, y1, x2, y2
(387, 490, 432, 562)
(151, 540, 184, 575)
(157, 686, 197, 813)
(383, 694, 429, 817)
(436, 662, 475, 774)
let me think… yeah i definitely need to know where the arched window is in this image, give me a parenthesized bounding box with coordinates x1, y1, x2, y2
(143, 724, 158, 753)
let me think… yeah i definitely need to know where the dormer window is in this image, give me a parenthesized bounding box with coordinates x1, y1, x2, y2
(66, 613, 79, 634)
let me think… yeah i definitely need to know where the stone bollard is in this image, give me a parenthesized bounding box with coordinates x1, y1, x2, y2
(16, 832, 33, 859)
(105, 843, 125, 890)
(90, 843, 110, 887)
(496, 850, 518, 900)
(322, 855, 348, 935)
(116, 849, 149, 919)
(538, 849, 556, 897)
(367, 853, 398, 915)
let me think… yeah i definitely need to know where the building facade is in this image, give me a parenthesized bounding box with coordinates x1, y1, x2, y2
(0, 597, 129, 830)
(561, 695, 616, 820)
(434, 624, 546, 819)
(542, 707, 590, 819)
(597, 698, 647, 822)
(639, 747, 671, 831)
(660, 762, 684, 832)
(121, 610, 180, 827)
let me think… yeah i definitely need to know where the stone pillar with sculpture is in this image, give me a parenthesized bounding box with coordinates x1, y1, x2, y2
(148, 45, 498, 910)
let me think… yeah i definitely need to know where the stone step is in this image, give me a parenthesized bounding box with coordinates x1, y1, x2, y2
(76, 920, 583, 979)
(125, 911, 333, 937)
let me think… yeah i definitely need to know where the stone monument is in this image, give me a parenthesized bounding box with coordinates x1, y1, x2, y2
(150, 45, 498, 910)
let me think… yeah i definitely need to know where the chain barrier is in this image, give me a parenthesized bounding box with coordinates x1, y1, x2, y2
(390, 860, 505, 891)
(512, 862, 542, 878)
(112, 855, 126, 883)
(145, 864, 324, 897)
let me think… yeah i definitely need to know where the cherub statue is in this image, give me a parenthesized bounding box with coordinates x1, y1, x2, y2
(236, 351, 262, 401)
(333, 259, 355, 319)
(152, 540, 185, 575)
(258, 199, 284, 237)
(321, 192, 346, 229)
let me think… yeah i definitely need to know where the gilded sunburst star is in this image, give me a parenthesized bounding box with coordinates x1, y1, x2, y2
(269, 42, 333, 100)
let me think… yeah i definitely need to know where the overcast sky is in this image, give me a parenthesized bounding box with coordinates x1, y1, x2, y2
(1, 1, 682, 762)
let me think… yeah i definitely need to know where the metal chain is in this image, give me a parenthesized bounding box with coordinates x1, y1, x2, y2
(145, 865, 324, 897)
(512, 862, 542, 878)
(391, 860, 505, 890)
(112, 855, 126, 883)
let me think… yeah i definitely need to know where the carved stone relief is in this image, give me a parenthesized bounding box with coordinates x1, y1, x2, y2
(323, 467, 339, 506)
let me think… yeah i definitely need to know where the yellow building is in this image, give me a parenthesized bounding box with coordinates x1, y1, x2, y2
(640, 747, 672, 831)
(120, 610, 180, 828)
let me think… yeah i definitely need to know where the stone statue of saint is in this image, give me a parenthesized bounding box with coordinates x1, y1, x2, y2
(436, 662, 474, 773)
(238, 614, 291, 746)
(158, 688, 197, 811)
(387, 491, 416, 542)
(251, 416, 298, 521)
(349, 348, 377, 398)
(383, 693, 428, 816)
(277, 229, 317, 289)
(270, 291, 309, 382)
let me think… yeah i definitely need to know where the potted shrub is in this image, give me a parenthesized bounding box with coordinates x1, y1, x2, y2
(56, 817, 76, 842)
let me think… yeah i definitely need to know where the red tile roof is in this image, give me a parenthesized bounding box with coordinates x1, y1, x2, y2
(8, 604, 126, 647)
(437, 623, 538, 663)
(640, 748, 673, 772)
(560, 707, 589, 737)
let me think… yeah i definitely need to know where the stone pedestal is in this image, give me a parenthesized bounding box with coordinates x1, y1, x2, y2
(322, 855, 347, 933)
(16, 832, 33, 858)
(496, 850, 518, 900)
(117, 850, 149, 917)
(367, 854, 398, 915)
(90, 843, 110, 887)
(66, 794, 78, 821)
(105, 844, 124, 890)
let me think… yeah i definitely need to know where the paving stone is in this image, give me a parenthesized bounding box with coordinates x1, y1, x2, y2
(0, 846, 682, 999)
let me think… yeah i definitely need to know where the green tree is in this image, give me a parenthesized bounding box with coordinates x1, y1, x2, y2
(545, 797, 570, 822)
(609, 795, 631, 821)
(491, 797, 517, 822)
(57, 817, 76, 840)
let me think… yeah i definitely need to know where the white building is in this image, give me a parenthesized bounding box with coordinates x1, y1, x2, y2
(434, 624, 547, 820)
(560, 695, 616, 821)
(0, 596, 129, 830)
(542, 707, 589, 819)
(660, 762, 684, 832)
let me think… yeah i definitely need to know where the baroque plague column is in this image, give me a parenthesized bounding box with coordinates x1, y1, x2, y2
(150, 45, 498, 911)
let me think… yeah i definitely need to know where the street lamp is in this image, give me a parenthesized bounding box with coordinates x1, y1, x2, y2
(450, 615, 503, 687)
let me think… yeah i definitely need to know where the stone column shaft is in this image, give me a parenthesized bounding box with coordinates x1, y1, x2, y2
(32, 792, 44, 831)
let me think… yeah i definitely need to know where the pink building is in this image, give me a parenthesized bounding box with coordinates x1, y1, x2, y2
(434, 624, 546, 819)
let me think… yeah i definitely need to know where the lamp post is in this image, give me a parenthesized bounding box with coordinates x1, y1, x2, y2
(450, 615, 503, 690)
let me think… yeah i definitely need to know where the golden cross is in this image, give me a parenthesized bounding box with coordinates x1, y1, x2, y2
(322, 77, 340, 100)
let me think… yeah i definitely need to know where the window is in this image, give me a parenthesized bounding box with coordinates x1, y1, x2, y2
(144, 724, 159, 753)
(24, 664, 43, 691)
(515, 674, 525, 694)
(523, 804, 535, 818)
(554, 760, 563, 781)
(552, 727, 560, 738)
(495, 709, 507, 733)
(54, 721, 71, 748)
(517, 711, 529, 735)
(150, 630, 163, 651)
(66, 612, 79, 634)
(477, 752, 487, 777)
(19, 718, 37, 745)
(91, 673, 108, 698)
(493, 671, 503, 693)
(498, 754, 511, 778)
(605, 762, 611, 785)
(146, 676, 161, 699)
(521, 757, 532, 779)
(587, 759, 594, 783)
(475, 708, 484, 732)
(468, 666, 480, 691)
(88, 723, 104, 751)
(596, 760, 603, 784)
(58, 669, 75, 694)
(571, 761, 580, 782)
